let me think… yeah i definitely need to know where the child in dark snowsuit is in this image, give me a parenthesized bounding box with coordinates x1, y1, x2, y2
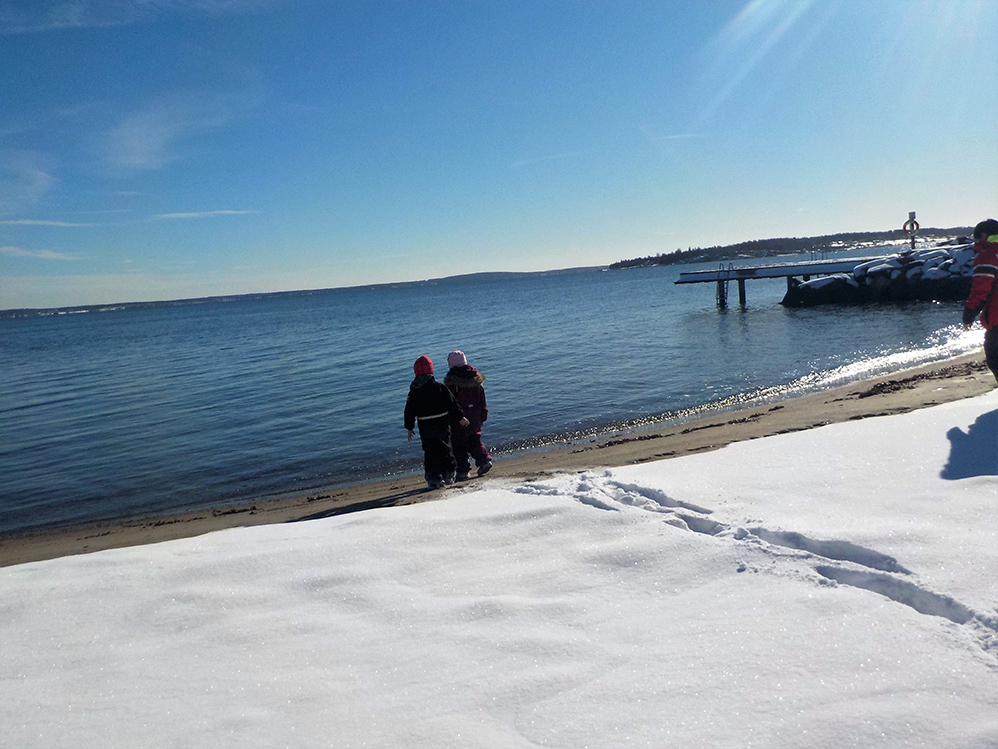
(444, 350, 493, 480)
(404, 355, 468, 489)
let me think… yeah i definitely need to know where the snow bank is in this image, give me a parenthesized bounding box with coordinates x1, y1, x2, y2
(2, 392, 998, 748)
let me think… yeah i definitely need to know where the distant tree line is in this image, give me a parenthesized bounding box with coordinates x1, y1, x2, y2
(608, 227, 974, 270)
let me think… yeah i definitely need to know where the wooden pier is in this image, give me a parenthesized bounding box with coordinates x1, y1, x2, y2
(675, 256, 883, 307)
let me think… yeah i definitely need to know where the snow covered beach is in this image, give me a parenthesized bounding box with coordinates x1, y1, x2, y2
(2, 355, 997, 748)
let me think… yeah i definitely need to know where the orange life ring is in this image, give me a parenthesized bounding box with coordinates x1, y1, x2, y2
(903, 219, 920, 235)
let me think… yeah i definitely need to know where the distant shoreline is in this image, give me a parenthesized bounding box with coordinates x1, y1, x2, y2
(609, 227, 972, 270)
(3, 227, 973, 316)
(0, 266, 605, 318)
(1, 351, 991, 568)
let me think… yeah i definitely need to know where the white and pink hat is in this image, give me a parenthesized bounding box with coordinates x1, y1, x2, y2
(447, 350, 467, 368)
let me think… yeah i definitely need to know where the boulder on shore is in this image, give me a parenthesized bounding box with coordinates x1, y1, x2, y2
(780, 243, 975, 307)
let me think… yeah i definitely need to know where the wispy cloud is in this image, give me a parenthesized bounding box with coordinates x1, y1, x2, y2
(0, 219, 95, 227)
(154, 210, 258, 220)
(104, 89, 263, 172)
(0, 151, 56, 214)
(0, 211, 256, 226)
(0, 245, 77, 260)
(650, 133, 708, 142)
(638, 126, 710, 158)
(0, 1, 278, 35)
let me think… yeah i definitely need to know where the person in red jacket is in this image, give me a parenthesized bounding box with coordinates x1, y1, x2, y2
(962, 218, 998, 383)
(444, 350, 493, 480)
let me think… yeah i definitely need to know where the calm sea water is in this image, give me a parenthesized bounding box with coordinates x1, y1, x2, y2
(0, 251, 981, 535)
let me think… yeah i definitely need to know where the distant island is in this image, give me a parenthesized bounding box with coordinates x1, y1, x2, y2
(608, 227, 974, 270)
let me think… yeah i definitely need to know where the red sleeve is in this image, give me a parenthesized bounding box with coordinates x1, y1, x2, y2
(965, 247, 998, 314)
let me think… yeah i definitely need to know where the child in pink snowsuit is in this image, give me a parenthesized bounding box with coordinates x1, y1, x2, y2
(444, 350, 492, 480)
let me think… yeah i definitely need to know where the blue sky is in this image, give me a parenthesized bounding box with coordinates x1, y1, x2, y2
(1, 0, 996, 309)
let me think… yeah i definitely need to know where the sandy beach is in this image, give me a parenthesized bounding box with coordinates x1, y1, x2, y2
(2, 352, 993, 568)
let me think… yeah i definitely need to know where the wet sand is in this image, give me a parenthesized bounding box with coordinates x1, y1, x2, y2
(1, 352, 992, 568)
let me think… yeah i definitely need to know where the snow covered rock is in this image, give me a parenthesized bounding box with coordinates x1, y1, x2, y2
(782, 243, 975, 307)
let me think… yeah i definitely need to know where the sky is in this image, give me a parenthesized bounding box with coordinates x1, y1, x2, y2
(3, 390, 997, 747)
(1, 0, 996, 310)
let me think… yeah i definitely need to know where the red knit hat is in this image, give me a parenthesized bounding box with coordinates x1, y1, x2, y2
(413, 355, 433, 376)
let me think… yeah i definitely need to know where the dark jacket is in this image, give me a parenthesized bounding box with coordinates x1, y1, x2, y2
(444, 365, 488, 433)
(963, 235, 998, 329)
(404, 375, 464, 431)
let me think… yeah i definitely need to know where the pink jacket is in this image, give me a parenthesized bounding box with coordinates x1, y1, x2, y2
(444, 366, 488, 433)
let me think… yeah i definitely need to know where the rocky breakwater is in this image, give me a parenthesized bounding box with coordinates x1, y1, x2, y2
(781, 241, 975, 307)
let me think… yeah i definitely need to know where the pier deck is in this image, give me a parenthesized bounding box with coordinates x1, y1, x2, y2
(675, 255, 883, 307)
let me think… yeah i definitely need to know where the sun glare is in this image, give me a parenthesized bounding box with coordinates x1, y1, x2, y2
(694, 0, 821, 127)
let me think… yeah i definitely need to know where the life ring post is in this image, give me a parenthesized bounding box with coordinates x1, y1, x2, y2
(902, 210, 920, 250)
